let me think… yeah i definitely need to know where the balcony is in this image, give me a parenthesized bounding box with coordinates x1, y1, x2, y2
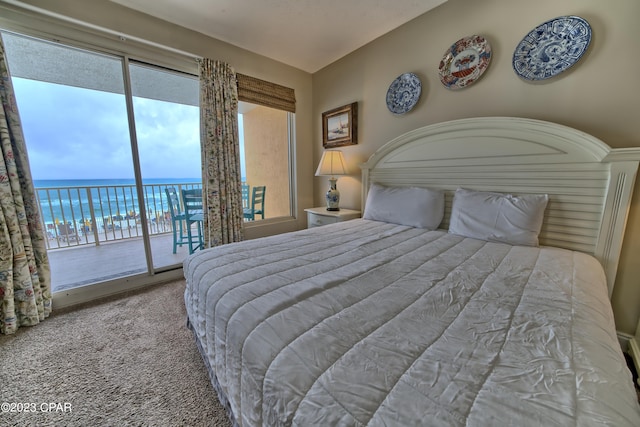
(36, 181, 202, 292)
(38, 181, 202, 249)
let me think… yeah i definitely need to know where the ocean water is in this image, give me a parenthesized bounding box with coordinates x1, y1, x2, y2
(34, 178, 202, 188)
(34, 178, 202, 226)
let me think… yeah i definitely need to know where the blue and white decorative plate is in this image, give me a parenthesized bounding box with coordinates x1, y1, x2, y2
(386, 73, 421, 115)
(513, 16, 591, 81)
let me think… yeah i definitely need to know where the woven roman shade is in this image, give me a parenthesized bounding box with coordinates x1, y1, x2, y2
(236, 73, 296, 113)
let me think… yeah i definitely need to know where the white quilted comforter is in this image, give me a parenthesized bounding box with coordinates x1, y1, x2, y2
(184, 219, 640, 426)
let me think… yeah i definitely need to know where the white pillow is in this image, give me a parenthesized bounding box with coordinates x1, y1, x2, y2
(363, 184, 444, 229)
(448, 188, 548, 246)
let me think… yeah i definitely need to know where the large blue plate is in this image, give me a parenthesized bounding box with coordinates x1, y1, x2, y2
(386, 73, 421, 115)
(513, 16, 591, 81)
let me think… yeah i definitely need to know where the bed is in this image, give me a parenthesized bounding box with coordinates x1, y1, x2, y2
(184, 117, 640, 426)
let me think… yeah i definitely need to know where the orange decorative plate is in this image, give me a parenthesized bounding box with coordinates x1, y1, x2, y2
(439, 35, 492, 90)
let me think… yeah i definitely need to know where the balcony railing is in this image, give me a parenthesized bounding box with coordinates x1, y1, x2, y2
(36, 182, 202, 250)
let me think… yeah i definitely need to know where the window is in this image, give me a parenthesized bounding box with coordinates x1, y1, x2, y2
(237, 73, 296, 221)
(239, 102, 292, 219)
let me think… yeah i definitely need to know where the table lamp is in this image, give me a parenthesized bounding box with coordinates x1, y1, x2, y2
(315, 150, 348, 211)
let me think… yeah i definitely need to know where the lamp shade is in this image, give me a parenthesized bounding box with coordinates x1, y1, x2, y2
(315, 150, 348, 177)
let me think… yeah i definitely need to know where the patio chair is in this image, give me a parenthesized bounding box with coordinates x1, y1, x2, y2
(181, 188, 204, 254)
(57, 222, 79, 242)
(244, 186, 266, 221)
(165, 187, 188, 254)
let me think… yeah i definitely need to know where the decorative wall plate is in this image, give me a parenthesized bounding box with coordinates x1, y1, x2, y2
(513, 16, 592, 81)
(439, 35, 492, 90)
(386, 73, 421, 115)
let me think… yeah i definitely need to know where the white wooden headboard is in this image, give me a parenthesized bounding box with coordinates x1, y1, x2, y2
(361, 117, 640, 297)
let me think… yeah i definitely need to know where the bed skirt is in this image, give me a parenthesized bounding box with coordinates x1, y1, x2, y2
(187, 316, 238, 427)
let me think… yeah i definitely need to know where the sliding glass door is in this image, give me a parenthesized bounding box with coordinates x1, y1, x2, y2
(2, 31, 200, 292)
(128, 62, 200, 270)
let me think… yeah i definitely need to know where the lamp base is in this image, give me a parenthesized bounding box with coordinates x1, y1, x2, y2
(325, 178, 340, 211)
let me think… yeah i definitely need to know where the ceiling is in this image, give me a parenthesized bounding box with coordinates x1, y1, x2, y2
(109, 0, 447, 73)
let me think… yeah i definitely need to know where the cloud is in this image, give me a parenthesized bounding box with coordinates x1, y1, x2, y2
(13, 77, 200, 181)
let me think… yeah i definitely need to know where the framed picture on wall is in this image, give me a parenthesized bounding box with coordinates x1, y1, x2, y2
(322, 102, 358, 148)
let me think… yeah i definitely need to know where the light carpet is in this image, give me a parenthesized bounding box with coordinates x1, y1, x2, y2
(0, 280, 232, 427)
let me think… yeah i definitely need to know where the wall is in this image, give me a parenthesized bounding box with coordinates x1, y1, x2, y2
(0, 0, 314, 240)
(312, 0, 640, 334)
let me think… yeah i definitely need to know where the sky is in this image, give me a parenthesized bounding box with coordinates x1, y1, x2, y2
(12, 77, 245, 181)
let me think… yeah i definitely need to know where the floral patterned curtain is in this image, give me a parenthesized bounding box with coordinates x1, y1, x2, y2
(0, 35, 51, 335)
(198, 59, 244, 247)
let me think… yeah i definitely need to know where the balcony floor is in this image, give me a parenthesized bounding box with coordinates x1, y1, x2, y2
(48, 232, 191, 292)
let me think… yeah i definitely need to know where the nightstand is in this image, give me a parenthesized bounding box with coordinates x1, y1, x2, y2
(304, 207, 361, 228)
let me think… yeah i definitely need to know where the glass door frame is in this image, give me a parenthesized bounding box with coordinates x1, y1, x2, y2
(121, 56, 155, 275)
